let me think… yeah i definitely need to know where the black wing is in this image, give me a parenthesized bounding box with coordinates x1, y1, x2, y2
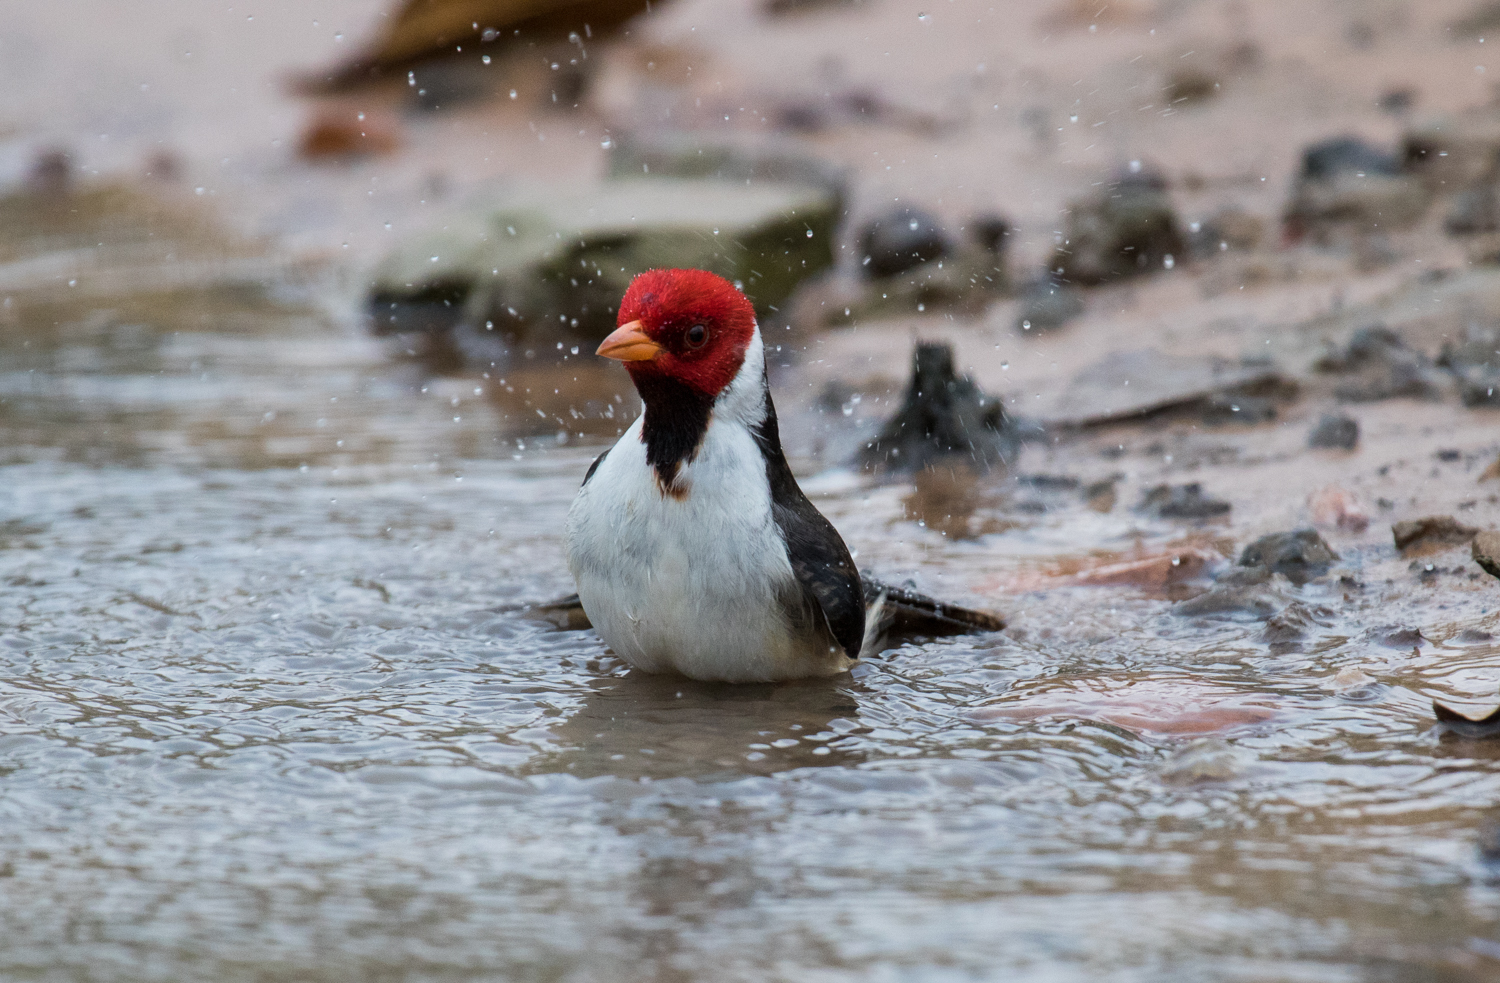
(750, 387, 866, 660)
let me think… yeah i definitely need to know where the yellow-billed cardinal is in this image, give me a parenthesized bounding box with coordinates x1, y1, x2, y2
(565, 268, 869, 682)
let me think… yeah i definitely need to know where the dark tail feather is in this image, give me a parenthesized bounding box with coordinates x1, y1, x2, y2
(525, 581, 1007, 641)
(860, 576, 1006, 637)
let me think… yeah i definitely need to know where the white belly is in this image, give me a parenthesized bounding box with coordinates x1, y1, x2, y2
(564, 416, 850, 683)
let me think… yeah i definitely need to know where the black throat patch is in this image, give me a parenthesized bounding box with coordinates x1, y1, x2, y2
(633, 372, 714, 494)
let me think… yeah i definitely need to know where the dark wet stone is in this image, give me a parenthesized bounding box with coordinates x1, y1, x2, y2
(1308, 413, 1360, 450)
(1379, 88, 1416, 115)
(1300, 137, 1402, 180)
(858, 343, 1019, 475)
(1474, 531, 1500, 579)
(1433, 699, 1500, 737)
(1392, 515, 1478, 555)
(1201, 394, 1276, 426)
(1052, 164, 1186, 284)
(970, 214, 1011, 254)
(859, 207, 950, 279)
(1015, 276, 1085, 333)
(1137, 483, 1231, 520)
(1314, 325, 1448, 402)
(1238, 530, 1339, 585)
(1436, 448, 1463, 462)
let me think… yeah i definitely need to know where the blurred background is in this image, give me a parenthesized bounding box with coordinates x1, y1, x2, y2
(3, 1, 1500, 981)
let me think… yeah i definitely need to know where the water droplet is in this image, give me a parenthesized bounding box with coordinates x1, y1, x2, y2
(482, 55, 491, 64)
(1129, 159, 1142, 173)
(509, 89, 518, 99)
(1069, 114, 1079, 123)
(430, 255, 440, 263)
(1022, 320, 1031, 330)
(917, 12, 930, 22)
(384, 222, 392, 230)
(408, 70, 416, 86)
(1001, 361, 1010, 370)
(1163, 254, 1175, 270)
(806, 228, 814, 237)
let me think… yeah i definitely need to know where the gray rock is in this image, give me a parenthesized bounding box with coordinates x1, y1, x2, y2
(1308, 413, 1360, 449)
(1201, 393, 1276, 426)
(859, 207, 950, 279)
(1036, 348, 1289, 426)
(1137, 483, 1231, 520)
(1285, 137, 1430, 243)
(1393, 515, 1478, 555)
(1052, 165, 1186, 284)
(1437, 323, 1500, 408)
(969, 214, 1011, 254)
(1238, 530, 1339, 585)
(367, 178, 838, 361)
(1015, 276, 1084, 334)
(1314, 325, 1448, 402)
(858, 342, 1019, 475)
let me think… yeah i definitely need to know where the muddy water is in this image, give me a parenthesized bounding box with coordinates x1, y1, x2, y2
(2, 193, 1500, 983)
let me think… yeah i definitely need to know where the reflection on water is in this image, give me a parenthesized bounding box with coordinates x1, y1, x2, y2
(2, 184, 1500, 981)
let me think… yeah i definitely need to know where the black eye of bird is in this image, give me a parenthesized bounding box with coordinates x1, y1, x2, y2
(685, 324, 708, 348)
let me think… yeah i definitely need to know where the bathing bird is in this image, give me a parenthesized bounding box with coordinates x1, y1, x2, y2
(564, 268, 1002, 683)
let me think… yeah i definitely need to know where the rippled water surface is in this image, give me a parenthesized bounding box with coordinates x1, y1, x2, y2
(2, 194, 1499, 982)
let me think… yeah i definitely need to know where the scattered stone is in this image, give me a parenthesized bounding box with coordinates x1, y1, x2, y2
(1314, 325, 1448, 402)
(1482, 455, 1500, 482)
(1014, 275, 1084, 333)
(1052, 164, 1186, 284)
(1373, 625, 1425, 648)
(1378, 89, 1416, 116)
(1436, 448, 1463, 462)
(1137, 483, 1231, 520)
(1260, 600, 1331, 650)
(1173, 578, 1292, 619)
(1392, 515, 1479, 556)
(1166, 69, 1219, 105)
(1457, 628, 1496, 642)
(1238, 530, 1339, 585)
(298, 108, 400, 161)
(1039, 348, 1290, 426)
(969, 214, 1011, 254)
(1436, 323, 1500, 408)
(1327, 667, 1383, 701)
(1158, 739, 1249, 786)
(367, 178, 837, 363)
(1445, 180, 1500, 235)
(1308, 413, 1359, 449)
(859, 207, 949, 278)
(1451, 1, 1500, 41)
(1308, 485, 1370, 533)
(1083, 476, 1120, 513)
(859, 343, 1019, 475)
(1433, 699, 1500, 737)
(1284, 137, 1430, 243)
(1201, 393, 1276, 426)
(1473, 530, 1500, 578)
(27, 147, 74, 196)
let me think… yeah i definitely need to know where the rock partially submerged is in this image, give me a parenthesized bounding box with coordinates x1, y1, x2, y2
(1052, 165, 1185, 284)
(368, 178, 837, 364)
(1392, 515, 1479, 556)
(1238, 530, 1339, 585)
(1433, 700, 1500, 738)
(858, 343, 1020, 475)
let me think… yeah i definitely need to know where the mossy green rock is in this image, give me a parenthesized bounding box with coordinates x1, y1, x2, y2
(368, 179, 837, 352)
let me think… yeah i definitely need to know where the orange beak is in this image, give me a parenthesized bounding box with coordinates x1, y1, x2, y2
(596, 320, 662, 362)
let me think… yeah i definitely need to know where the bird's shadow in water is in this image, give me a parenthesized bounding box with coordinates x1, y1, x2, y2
(526, 670, 870, 781)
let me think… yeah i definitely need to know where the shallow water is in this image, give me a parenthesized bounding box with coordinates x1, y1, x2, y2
(2, 192, 1500, 983)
